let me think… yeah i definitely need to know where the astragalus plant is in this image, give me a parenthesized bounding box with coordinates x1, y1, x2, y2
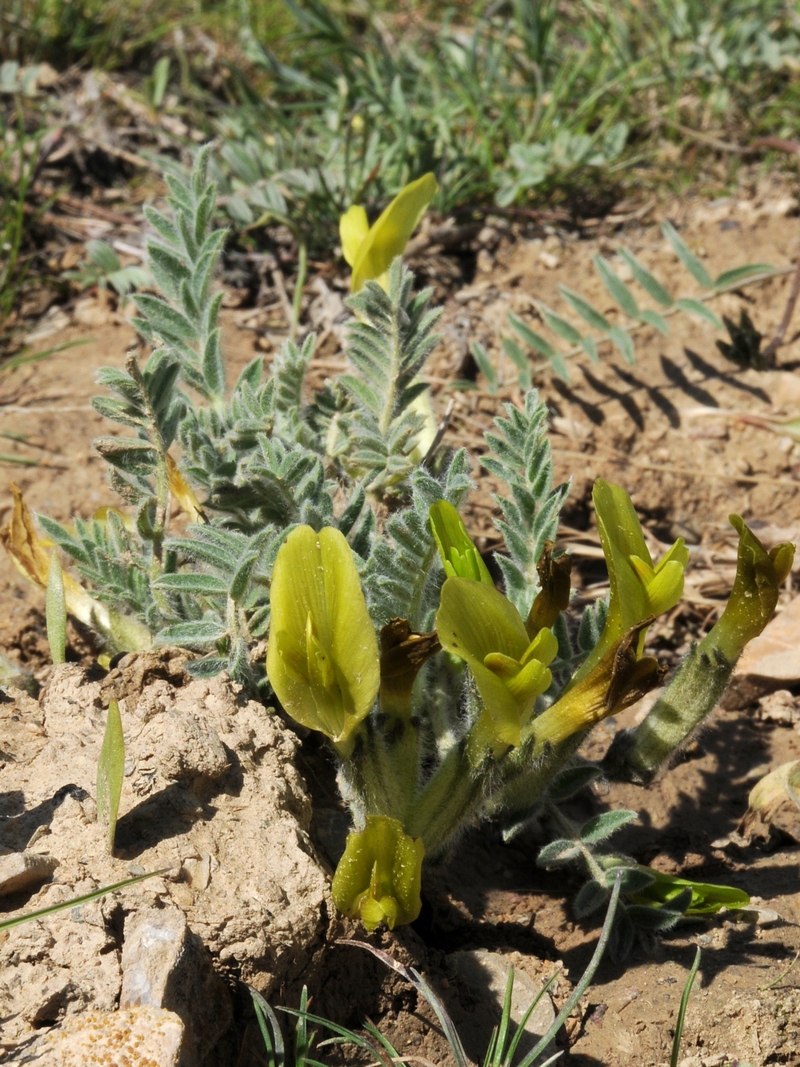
(3, 149, 793, 936)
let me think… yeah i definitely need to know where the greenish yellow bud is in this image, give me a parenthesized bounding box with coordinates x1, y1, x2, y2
(429, 500, 494, 585)
(574, 480, 688, 684)
(331, 816, 424, 930)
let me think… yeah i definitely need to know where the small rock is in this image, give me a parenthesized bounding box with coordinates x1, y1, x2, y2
(21, 1006, 185, 1066)
(757, 689, 799, 725)
(73, 294, 111, 327)
(539, 250, 560, 270)
(0, 851, 58, 896)
(121, 905, 232, 1065)
(0, 653, 39, 696)
(447, 949, 556, 1063)
(723, 596, 800, 708)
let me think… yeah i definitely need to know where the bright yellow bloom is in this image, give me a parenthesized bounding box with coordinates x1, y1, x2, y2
(340, 173, 438, 292)
(331, 816, 424, 930)
(266, 525, 380, 753)
(574, 479, 688, 683)
(436, 576, 558, 752)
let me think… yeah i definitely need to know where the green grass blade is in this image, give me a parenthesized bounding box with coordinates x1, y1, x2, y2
(250, 987, 286, 1067)
(503, 967, 564, 1067)
(670, 948, 701, 1067)
(0, 870, 168, 932)
(662, 221, 712, 289)
(517, 873, 623, 1067)
(96, 700, 125, 855)
(492, 968, 515, 1067)
(1, 339, 89, 375)
(46, 553, 67, 666)
(340, 939, 471, 1067)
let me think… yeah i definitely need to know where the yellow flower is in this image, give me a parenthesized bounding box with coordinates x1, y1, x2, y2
(436, 576, 557, 753)
(266, 525, 380, 753)
(331, 815, 424, 930)
(574, 479, 688, 683)
(340, 173, 438, 293)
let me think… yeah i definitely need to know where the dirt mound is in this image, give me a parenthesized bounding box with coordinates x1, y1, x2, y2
(0, 653, 330, 1060)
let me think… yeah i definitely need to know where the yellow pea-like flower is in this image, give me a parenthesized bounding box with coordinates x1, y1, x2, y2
(340, 173, 438, 293)
(266, 525, 380, 753)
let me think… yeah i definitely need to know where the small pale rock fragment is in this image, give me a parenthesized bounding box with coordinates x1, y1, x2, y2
(0, 851, 58, 896)
(757, 689, 799, 725)
(73, 295, 111, 327)
(21, 1006, 185, 1066)
(723, 597, 800, 708)
(447, 949, 556, 1062)
(539, 250, 560, 269)
(121, 905, 232, 1063)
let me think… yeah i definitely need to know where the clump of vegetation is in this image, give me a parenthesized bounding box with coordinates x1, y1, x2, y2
(214, 0, 800, 242)
(3, 150, 792, 951)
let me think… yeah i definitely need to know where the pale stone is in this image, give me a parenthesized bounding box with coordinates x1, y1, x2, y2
(120, 905, 232, 1062)
(21, 1006, 185, 1067)
(723, 596, 800, 708)
(447, 948, 556, 1063)
(0, 851, 58, 896)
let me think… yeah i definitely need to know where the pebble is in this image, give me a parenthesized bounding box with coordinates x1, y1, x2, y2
(0, 851, 58, 897)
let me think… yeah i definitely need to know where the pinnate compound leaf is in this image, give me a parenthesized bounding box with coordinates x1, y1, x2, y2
(97, 700, 125, 854)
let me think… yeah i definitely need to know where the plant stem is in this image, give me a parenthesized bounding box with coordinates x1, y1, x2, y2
(290, 238, 308, 342)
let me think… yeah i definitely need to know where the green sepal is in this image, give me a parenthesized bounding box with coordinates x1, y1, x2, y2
(331, 816, 424, 931)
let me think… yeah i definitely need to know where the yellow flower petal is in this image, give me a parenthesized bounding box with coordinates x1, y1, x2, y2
(350, 173, 438, 292)
(331, 816, 424, 931)
(266, 525, 380, 748)
(339, 204, 370, 268)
